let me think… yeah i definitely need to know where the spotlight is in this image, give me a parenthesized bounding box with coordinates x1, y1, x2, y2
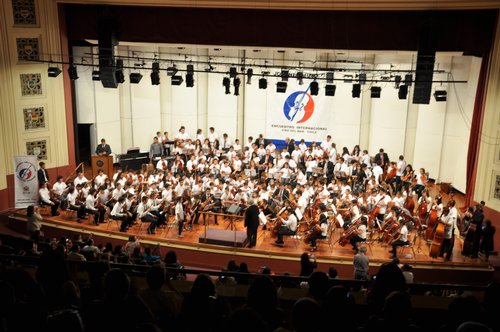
(326, 72, 334, 83)
(115, 59, 125, 83)
(233, 77, 241, 96)
(281, 70, 289, 82)
(276, 82, 287, 93)
(229, 67, 237, 78)
(186, 74, 194, 87)
(371, 86, 381, 98)
(48, 66, 61, 78)
(297, 72, 304, 85)
(344, 75, 353, 83)
(223, 77, 231, 94)
(171, 75, 184, 86)
(433, 89, 447, 102)
(352, 84, 361, 98)
(92, 70, 100, 81)
(258, 77, 267, 89)
(187, 64, 194, 75)
(166, 65, 178, 76)
(130, 73, 143, 84)
(309, 81, 318, 96)
(151, 62, 160, 85)
(358, 73, 366, 85)
(68, 64, 78, 80)
(398, 85, 408, 99)
(325, 84, 336, 96)
(394, 75, 402, 88)
(246, 68, 253, 84)
(404, 74, 413, 86)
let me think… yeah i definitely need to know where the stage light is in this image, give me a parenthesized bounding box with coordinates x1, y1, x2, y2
(297, 71, 304, 85)
(171, 75, 184, 85)
(48, 66, 61, 78)
(344, 75, 353, 83)
(371, 86, 381, 98)
(130, 73, 142, 84)
(258, 77, 267, 89)
(358, 73, 366, 85)
(187, 64, 194, 75)
(394, 75, 402, 88)
(186, 74, 194, 87)
(404, 74, 413, 86)
(229, 67, 237, 78)
(398, 85, 408, 99)
(92, 70, 100, 81)
(233, 77, 241, 96)
(309, 81, 318, 95)
(277, 81, 287, 93)
(433, 89, 447, 102)
(115, 59, 125, 83)
(166, 65, 178, 76)
(281, 70, 289, 81)
(246, 68, 253, 84)
(223, 76, 231, 94)
(68, 64, 78, 80)
(325, 84, 336, 96)
(326, 72, 334, 83)
(352, 84, 361, 98)
(151, 62, 160, 85)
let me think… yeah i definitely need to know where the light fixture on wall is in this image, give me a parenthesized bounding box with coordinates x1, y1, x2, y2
(68, 64, 78, 80)
(309, 81, 318, 95)
(398, 85, 408, 99)
(433, 89, 447, 102)
(130, 72, 143, 84)
(171, 75, 183, 85)
(151, 62, 160, 85)
(352, 83, 361, 98)
(233, 77, 241, 96)
(371, 86, 381, 98)
(246, 68, 253, 84)
(223, 76, 231, 94)
(48, 66, 61, 78)
(115, 59, 125, 83)
(325, 84, 336, 96)
(258, 77, 267, 89)
(277, 81, 287, 93)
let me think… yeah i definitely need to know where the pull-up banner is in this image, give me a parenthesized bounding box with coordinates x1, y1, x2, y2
(14, 155, 39, 208)
(266, 82, 331, 142)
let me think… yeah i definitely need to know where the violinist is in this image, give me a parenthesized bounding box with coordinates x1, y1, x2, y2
(147, 192, 167, 226)
(274, 207, 298, 246)
(85, 188, 105, 225)
(52, 175, 67, 203)
(308, 213, 328, 251)
(349, 216, 368, 252)
(73, 171, 88, 187)
(110, 196, 133, 232)
(414, 168, 429, 198)
(39, 182, 60, 216)
(373, 148, 390, 170)
(395, 155, 407, 193)
(402, 164, 414, 193)
(156, 155, 169, 171)
(389, 219, 409, 259)
(94, 169, 108, 188)
(273, 183, 289, 203)
(66, 186, 86, 223)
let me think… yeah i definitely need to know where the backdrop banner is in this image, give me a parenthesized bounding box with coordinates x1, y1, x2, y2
(266, 81, 331, 142)
(13, 155, 39, 208)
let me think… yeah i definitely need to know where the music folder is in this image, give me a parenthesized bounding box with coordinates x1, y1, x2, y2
(226, 204, 241, 215)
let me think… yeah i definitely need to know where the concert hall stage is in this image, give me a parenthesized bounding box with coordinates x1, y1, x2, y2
(0, 208, 494, 284)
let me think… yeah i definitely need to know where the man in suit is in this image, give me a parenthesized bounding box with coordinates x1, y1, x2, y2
(373, 148, 390, 169)
(273, 183, 290, 203)
(244, 198, 260, 248)
(254, 134, 268, 148)
(259, 150, 274, 166)
(37, 162, 49, 187)
(321, 157, 334, 184)
(95, 138, 112, 156)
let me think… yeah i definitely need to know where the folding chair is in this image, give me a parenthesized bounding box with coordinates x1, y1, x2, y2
(399, 234, 417, 261)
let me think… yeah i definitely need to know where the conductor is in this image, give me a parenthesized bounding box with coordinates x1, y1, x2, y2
(245, 198, 260, 248)
(95, 138, 112, 156)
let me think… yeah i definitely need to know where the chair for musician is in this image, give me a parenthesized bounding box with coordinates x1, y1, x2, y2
(398, 234, 416, 260)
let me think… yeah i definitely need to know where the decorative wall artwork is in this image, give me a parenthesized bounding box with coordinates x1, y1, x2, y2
(12, 0, 37, 26)
(20, 73, 42, 96)
(23, 106, 45, 130)
(494, 175, 500, 200)
(16, 37, 40, 61)
(26, 140, 47, 160)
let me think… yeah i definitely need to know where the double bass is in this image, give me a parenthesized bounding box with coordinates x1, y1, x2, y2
(429, 218, 446, 258)
(338, 216, 362, 246)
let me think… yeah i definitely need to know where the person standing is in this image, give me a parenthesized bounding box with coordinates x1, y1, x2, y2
(244, 198, 260, 248)
(26, 205, 43, 241)
(353, 246, 369, 280)
(480, 220, 496, 261)
(37, 162, 49, 187)
(175, 197, 185, 238)
(149, 136, 164, 163)
(95, 138, 112, 156)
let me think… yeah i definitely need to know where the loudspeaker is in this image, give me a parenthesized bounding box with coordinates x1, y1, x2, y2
(325, 84, 336, 96)
(309, 81, 318, 95)
(398, 85, 408, 99)
(98, 17, 118, 88)
(412, 16, 436, 104)
(258, 78, 267, 89)
(352, 84, 361, 98)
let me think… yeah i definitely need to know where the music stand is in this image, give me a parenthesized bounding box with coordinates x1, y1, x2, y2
(226, 204, 241, 230)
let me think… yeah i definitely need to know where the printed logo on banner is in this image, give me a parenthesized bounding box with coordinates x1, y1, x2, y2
(16, 161, 36, 182)
(283, 91, 315, 124)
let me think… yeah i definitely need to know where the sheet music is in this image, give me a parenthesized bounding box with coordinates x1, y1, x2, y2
(376, 220, 382, 230)
(336, 214, 344, 228)
(331, 204, 337, 214)
(295, 207, 303, 221)
(278, 206, 286, 215)
(258, 212, 268, 225)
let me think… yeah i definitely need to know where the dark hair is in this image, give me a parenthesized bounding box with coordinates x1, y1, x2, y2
(164, 250, 178, 265)
(27, 205, 34, 217)
(146, 265, 166, 290)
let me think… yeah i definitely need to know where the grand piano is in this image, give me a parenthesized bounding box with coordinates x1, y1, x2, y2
(118, 148, 150, 171)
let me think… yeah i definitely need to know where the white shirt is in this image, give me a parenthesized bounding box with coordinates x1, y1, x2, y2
(85, 195, 97, 211)
(74, 176, 88, 187)
(52, 182, 67, 196)
(95, 174, 107, 187)
(175, 202, 184, 220)
(175, 132, 189, 141)
(39, 188, 52, 204)
(396, 160, 406, 176)
(360, 154, 371, 167)
(283, 214, 298, 232)
(208, 132, 218, 144)
(329, 148, 337, 164)
(400, 225, 408, 242)
(111, 201, 125, 217)
(320, 139, 331, 151)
